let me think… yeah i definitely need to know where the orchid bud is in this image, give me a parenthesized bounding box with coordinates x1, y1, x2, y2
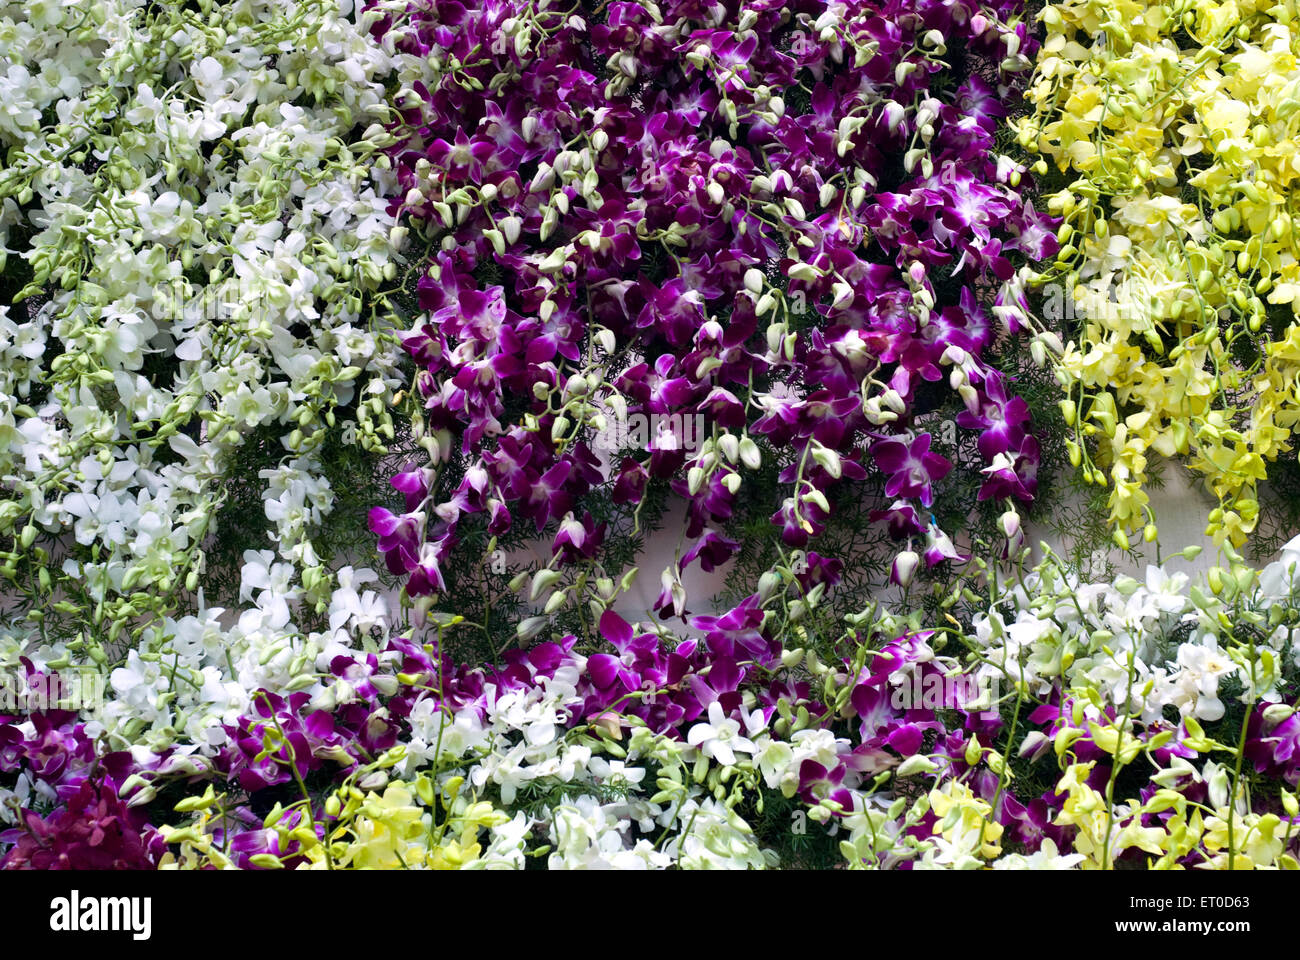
(1207, 566, 1224, 595)
(530, 163, 555, 193)
(1263, 704, 1295, 724)
(863, 398, 894, 424)
(884, 101, 906, 134)
(531, 568, 562, 601)
(550, 415, 570, 443)
(1030, 339, 1047, 367)
(358, 770, 389, 791)
(891, 550, 920, 588)
(517, 616, 549, 641)
(687, 466, 705, 495)
(126, 785, 158, 808)
(896, 754, 937, 777)
(803, 489, 830, 514)
(811, 444, 842, 478)
(1207, 765, 1230, 810)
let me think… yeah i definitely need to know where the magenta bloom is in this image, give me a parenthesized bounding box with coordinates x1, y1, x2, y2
(956, 372, 1032, 460)
(1, 776, 162, 870)
(871, 433, 952, 507)
(1246, 707, 1300, 785)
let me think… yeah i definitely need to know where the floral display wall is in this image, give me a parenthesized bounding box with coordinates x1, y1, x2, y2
(2, 0, 1300, 871)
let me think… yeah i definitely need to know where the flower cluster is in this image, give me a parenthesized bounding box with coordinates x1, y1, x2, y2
(0, 0, 407, 657)
(366, 0, 1060, 624)
(1017, 0, 1300, 548)
(4, 559, 1005, 869)
(5, 528, 1297, 870)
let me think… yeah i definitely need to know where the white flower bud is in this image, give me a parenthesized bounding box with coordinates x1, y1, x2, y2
(896, 753, 937, 777)
(881, 389, 906, 414)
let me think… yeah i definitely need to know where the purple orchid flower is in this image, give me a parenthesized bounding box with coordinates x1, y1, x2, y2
(871, 434, 952, 507)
